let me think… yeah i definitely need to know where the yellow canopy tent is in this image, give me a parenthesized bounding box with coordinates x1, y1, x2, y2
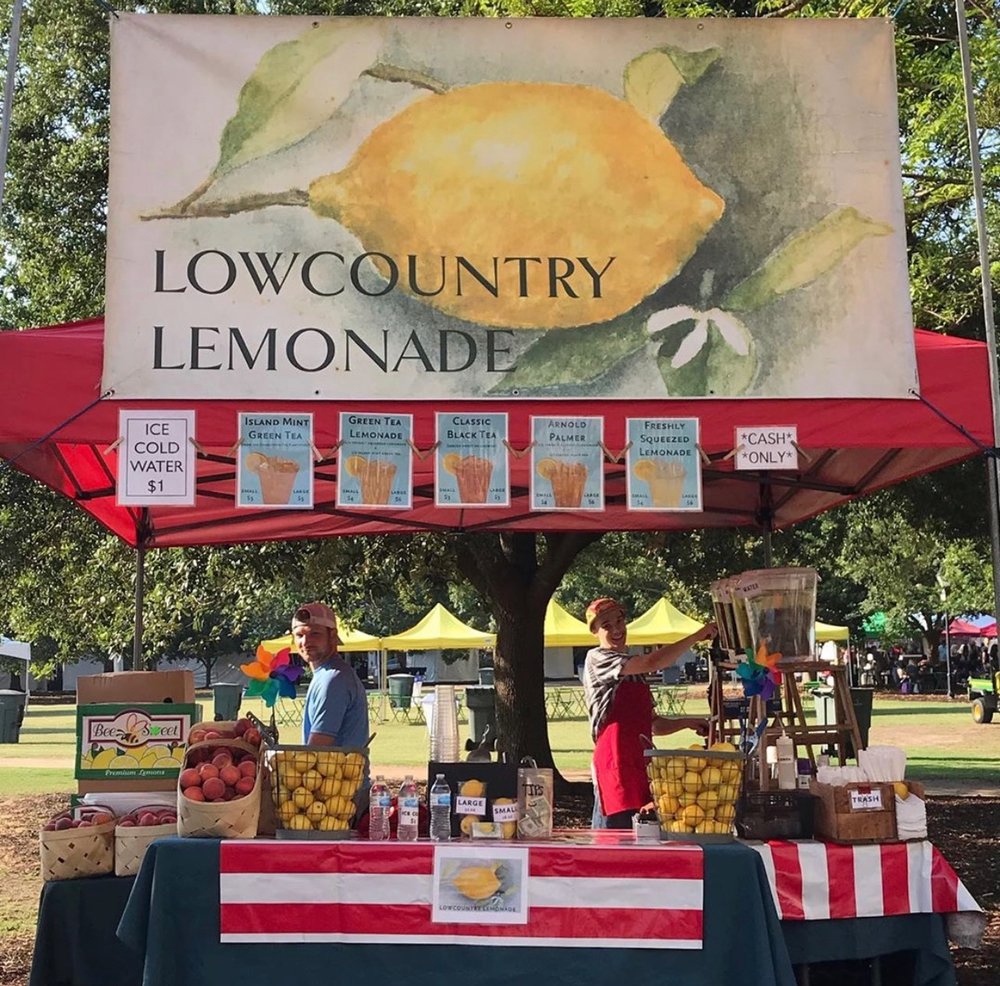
(543, 599, 594, 647)
(626, 598, 704, 645)
(260, 626, 383, 655)
(815, 621, 850, 642)
(381, 603, 495, 650)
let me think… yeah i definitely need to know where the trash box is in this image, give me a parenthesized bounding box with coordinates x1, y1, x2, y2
(478, 667, 495, 686)
(0, 690, 27, 743)
(464, 684, 497, 745)
(813, 687, 874, 757)
(212, 682, 242, 721)
(388, 673, 415, 710)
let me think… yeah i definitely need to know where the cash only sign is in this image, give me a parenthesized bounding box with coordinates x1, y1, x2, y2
(103, 15, 917, 403)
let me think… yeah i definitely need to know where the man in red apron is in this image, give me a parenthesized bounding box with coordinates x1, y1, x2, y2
(583, 597, 716, 829)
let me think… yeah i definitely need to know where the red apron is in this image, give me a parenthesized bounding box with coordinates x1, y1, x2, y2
(593, 676, 654, 816)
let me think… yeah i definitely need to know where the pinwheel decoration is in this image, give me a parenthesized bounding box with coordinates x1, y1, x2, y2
(735, 641, 783, 702)
(241, 645, 303, 707)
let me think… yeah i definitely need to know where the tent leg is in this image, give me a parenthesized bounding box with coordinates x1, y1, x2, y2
(379, 648, 388, 724)
(133, 544, 146, 671)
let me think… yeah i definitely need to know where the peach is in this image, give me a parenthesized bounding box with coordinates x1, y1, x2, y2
(188, 730, 207, 744)
(184, 787, 206, 801)
(139, 812, 159, 826)
(244, 728, 261, 747)
(223, 786, 237, 801)
(234, 776, 255, 796)
(90, 812, 114, 825)
(202, 777, 226, 801)
(238, 760, 257, 778)
(212, 752, 233, 769)
(198, 763, 220, 781)
(118, 819, 136, 827)
(54, 817, 73, 831)
(179, 768, 201, 789)
(220, 765, 241, 787)
(204, 730, 221, 740)
(234, 719, 251, 737)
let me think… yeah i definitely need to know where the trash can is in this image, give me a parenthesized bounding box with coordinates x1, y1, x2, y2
(813, 687, 874, 757)
(388, 673, 415, 710)
(464, 684, 497, 745)
(0, 690, 27, 743)
(478, 667, 495, 686)
(212, 682, 242, 721)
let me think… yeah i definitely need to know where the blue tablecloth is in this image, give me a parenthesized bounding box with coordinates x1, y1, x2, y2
(30, 838, 958, 986)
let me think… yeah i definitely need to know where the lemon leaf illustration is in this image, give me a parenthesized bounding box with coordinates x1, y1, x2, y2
(624, 45, 720, 121)
(656, 319, 758, 396)
(214, 21, 385, 179)
(487, 317, 647, 395)
(722, 207, 892, 313)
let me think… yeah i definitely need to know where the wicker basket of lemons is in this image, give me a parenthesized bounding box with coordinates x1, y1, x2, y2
(645, 743, 744, 842)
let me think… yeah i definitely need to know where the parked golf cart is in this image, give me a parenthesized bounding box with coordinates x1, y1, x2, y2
(968, 671, 1000, 724)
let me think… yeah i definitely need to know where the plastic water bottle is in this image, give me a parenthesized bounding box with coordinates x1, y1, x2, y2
(369, 775, 391, 841)
(396, 775, 420, 842)
(429, 773, 452, 842)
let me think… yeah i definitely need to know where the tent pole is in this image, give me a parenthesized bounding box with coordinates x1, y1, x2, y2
(379, 647, 388, 724)
(133, 543, 146, 671)
(955, 1, 1000, 632)
(0, 0, 24, 218)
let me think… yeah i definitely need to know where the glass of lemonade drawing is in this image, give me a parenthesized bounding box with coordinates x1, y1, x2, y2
(245, 451, 301, 505)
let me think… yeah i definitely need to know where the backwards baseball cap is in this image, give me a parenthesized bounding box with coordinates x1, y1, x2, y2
(291, 602, 337, 631)
(586, 597, 625, 632)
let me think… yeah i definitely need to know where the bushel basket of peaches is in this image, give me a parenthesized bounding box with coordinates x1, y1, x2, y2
(645, 742, 744, 843)
(114, 804, 178, 877)
(40, 804, 117, 881)
(178, 718, 264, 839)
(266, 744, 368, 839)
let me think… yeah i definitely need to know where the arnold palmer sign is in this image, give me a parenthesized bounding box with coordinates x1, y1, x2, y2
(104, 15, 915, 401)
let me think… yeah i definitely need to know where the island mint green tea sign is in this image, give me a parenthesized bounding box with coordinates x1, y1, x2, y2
(104, 15, 915, 402)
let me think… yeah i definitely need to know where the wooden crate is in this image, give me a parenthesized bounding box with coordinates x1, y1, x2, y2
(809, 781, 897, 844)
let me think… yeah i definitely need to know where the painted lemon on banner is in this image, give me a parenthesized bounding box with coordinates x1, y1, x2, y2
(308, 83, 724, 329)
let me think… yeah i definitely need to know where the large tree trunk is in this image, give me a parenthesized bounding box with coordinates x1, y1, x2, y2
(455, 530, 602, 792)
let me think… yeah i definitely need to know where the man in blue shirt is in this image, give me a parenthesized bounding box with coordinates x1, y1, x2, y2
(292, 602, 370, 749)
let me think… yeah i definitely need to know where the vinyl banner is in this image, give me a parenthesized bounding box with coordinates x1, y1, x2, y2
(105, 15, 915, 401)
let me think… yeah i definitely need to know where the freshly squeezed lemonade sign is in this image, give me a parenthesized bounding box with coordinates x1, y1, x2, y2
(626, 418, 702, 512)
(105, 16, 915, 401)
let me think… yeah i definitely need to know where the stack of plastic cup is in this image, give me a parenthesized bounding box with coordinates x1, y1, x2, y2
(430, 684, 460, 762)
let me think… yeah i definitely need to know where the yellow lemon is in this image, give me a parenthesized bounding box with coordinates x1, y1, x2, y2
(316, 816, 343, 831)
(667, 820, 688, 833)
(664, 759, 686, 780)
(716, 804, 736, 824)
(278, 803, 299, 824)
(709, 741, 738, 752)
(701, 766, 723, 789)
(318, 776, 341, 799)
(696, 789, 720, 812)
(287, 814, 313, 831)
(718, 783, 739, 805)
(681, 771, 702, 793)
(291, 786, 314, 810)
(681, 804, 706, 828)
(276, 785, 292, 806)
(292, 751, 317, 773)
(893, 782, 910, 800)
(308, 82, 723, 330)
(305, 800, 328, 823)
(459, 779, 486, 798)
(301, 769, 323, 792)
(315, 751, 346, 777)
(460, 814, 482, 837)
(658, 794, 680, 817)
(282, 767, 304, 791)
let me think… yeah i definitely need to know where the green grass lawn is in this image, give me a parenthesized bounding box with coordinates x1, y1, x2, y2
(1, 690, 997, 795)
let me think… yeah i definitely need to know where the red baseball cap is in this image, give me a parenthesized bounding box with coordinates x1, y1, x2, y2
(586, 597, 625, 632)
(291, 602, 338, 631)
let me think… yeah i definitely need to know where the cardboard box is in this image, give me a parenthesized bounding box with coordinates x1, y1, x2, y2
(77, 670, 194, 705)
(810, 780, 897, 844)
(76, 702, 201, 794)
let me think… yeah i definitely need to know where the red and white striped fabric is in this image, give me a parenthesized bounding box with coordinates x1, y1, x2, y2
(752, 840, 982, 921)
(219, 840, 704, 948)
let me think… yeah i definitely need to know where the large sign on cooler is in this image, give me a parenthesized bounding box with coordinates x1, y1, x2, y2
(105, 15, 915, 402)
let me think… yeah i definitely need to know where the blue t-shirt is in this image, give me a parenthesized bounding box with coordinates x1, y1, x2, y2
(302, 657, 370, 749)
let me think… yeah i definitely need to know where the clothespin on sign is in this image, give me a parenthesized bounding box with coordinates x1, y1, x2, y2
(599, 440, 632, 463)
(695, 443, 712, 466)
(103, 436, 124, 455)
(791, 441, 813, 465)
(503, 439, 535, 459)
(189, 438, 209, 457)
(407, 439, 440, 462)
(723, 443, 744, 462)
(310, 442, 324, 463)
(226, 437, 243, 458)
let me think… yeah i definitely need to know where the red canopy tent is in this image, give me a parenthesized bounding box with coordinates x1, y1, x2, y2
(0, 320, 993, 549)
(946, 618, 985, 637)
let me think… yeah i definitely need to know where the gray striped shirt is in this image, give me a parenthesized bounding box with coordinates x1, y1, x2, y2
(583, 646, 642, 740)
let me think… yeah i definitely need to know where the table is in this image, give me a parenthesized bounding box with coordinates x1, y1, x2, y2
(30, 839, 964, 986)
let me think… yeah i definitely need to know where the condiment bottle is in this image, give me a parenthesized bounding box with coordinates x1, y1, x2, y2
(776, 731, 796, 791)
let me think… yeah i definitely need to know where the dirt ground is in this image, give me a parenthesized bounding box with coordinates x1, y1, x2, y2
(1, 793, 997, 986)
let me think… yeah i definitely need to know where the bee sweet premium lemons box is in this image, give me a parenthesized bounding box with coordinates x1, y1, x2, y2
(76, 703, 200, 792)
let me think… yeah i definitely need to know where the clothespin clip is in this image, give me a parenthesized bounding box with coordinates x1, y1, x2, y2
(599, 440, 632, 463)
(723, 444, 744, 462)
(189, 438, 209, 457)
(310, 442, 324, 463)
(696, 443, 712, 466)
(503, 440, 535, 459)
(791, 441, 812, 464)
(226, 437, 242, 457)
(103, 437, 124, 455)
(407, 439, 440, 461)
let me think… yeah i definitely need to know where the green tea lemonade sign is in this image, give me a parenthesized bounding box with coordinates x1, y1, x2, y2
(103, 16, 916, 402)
(435, 412, 510, 508)
(626, 418, 702, 512)
(337, 413, 413, 509)
(236, 413, 314, 509)
(531, 417, 604, 512)
(117, 410, 197, 506)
